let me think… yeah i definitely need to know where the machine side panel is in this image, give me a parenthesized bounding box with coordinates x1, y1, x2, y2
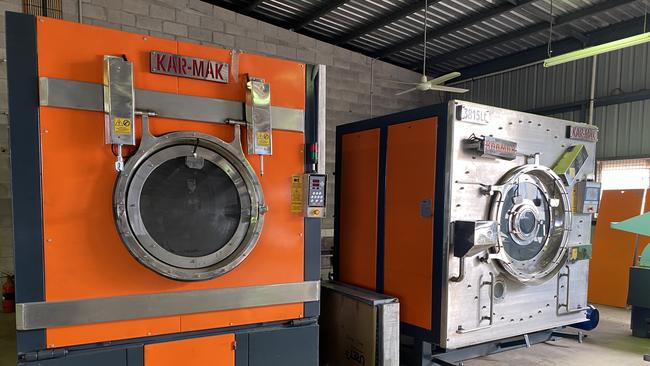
(588, 189, 645, 307)
(6, 12, 47, 353)
(337, 129, 380, 291)
(144, 334, 235, 366)
(248, 324, 319, 366)
(383, 118, 438, 331)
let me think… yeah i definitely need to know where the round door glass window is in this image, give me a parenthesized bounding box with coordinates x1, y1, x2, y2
(139, 156, 242, 258)
(490, 165, 571, 284)
(114, 132, 265, 281)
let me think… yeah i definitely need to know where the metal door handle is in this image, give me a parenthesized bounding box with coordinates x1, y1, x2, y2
(456, 272, 494, 334)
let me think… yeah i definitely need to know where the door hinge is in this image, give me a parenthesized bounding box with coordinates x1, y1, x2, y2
(21, 349, 68, 362)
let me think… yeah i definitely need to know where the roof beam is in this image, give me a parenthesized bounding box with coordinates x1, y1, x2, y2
(423, 0, 637, 72)
(242, 0, 264, 14)
(334, 0, 442, 46)
(451, 15, 650, 82)
(371, 0, 539, 59)
(290, 0, 349, 31)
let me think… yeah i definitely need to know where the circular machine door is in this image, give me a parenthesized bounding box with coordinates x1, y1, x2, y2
(114, 131, 265, 281)
(489, 164, 571, 285)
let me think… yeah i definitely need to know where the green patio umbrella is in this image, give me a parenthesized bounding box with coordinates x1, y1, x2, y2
(611, 212, 650, 267)
(611, 212, 650, 237)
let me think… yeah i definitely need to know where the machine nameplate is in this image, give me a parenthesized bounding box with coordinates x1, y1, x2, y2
(567, 125, 598, 142)
(151, 51, 229, 83)
(481, 136, 517, 160)
(456, 104, 490, 124)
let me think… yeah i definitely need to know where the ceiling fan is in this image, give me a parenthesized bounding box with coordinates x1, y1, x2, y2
(394, 0, 469, 96)
(394, 72, 468, 96)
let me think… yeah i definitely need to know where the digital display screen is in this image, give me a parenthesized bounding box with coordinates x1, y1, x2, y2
(585, 187, 600, 201)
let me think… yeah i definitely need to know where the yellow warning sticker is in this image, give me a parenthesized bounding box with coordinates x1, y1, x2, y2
(290, 175, 303, 213)
(113, 117, 133, 135)
(257, 131, 271, 147)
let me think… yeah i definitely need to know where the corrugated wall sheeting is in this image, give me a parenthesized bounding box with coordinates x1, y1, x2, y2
(454, 42, 650, 160)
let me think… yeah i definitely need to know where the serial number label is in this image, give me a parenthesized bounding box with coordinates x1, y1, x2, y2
(456, 104, 490, 124)
(150, 51, 229, 83)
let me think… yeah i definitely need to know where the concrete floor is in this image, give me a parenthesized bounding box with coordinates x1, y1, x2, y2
(0, 305, 648, 365)
(466, 305, 650, 366)
(0, 312, 16, 366)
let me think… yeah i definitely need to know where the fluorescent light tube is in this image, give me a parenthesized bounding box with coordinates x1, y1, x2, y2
(544, 32, 650, 67)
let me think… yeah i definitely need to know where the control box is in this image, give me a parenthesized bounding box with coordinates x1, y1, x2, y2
(574, 180, 601, 214)
(304, 174, 326, 218)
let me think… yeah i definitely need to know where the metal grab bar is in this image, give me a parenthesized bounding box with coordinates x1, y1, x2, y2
(481, 272, 495, 325)
(556, 265, 584, 315)
(456, 272, 495, 334)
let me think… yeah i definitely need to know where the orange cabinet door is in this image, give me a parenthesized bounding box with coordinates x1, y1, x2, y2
(384, 118, 438, 330)
(588, 189, 645, 307)
(145, 334, 235, 366)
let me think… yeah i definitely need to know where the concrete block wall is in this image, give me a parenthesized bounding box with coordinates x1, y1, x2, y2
(0, 0, 433, 275)
(0, 0, 20, 277)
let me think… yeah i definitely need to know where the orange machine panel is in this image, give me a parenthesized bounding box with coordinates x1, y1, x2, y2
(383, 118, 437, 330)
(144, 334, 235, 366)
(35, 18, 306, 347)
(338, 129, 380, 290)
(36, 17, 305, 109)
(588, 189, 645, 307)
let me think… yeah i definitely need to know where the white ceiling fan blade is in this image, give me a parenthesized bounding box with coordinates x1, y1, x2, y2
(428, 84, 469, 93)
(395, 87, 418, 96)
(428, 71, 462, 86)
(378, 79, 420, 85)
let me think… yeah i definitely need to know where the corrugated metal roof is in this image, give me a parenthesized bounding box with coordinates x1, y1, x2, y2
(207, 0, 649, 76)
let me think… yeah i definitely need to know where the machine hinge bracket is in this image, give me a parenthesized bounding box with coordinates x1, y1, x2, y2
(290, 317, 318, 327)
(21, 349, 68, 362)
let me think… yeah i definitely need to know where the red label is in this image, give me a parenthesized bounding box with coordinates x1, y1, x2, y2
(567, 126, 598, 142)
(150, 51, 229, 83)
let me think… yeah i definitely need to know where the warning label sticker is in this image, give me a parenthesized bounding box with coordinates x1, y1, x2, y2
(114, 117, 133, 135)
(290, 175, 303, 213)
(113, 117, 133, 135)
(256, 131, 271, 147)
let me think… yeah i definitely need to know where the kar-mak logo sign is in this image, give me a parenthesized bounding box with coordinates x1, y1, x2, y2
(150, 51, 229, 83)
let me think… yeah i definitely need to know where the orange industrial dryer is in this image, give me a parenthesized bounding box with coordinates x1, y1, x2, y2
(8, 13, 324, 366)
